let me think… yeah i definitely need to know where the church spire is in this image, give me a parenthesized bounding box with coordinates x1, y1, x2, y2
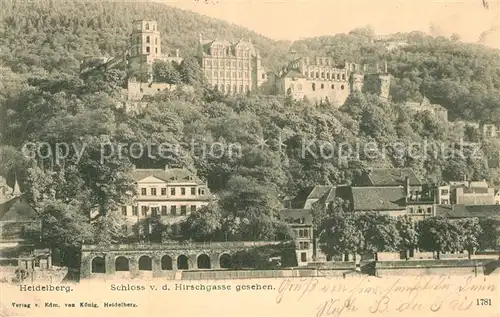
(13, 174, 21, 196)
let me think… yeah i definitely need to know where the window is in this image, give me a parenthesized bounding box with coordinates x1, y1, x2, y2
(409, 207, 414, 213)
(321, 83, 324, 89)
(191, 205, 196, 213)
(161, 206, 167, 216)
(305, 71, 309, 77)
(146, 36, 150, 43)
(152, 207, 159, 216)
(146, 47, 150, 53)
(220, 71, 224, 78)
(232, 72, 236, 78)
(180, 206, 187, 216)
(171, 206, 177, 216)
(321, 72, 324, 78)
(244, 72, 248, 78)
(262, 74, 265, 79)
(191, 187, 196, 195)
(441, 189, 449, 195)
(341, 85, 345, 90)
(337, 74, 340, 80)
(155, 48, 158, 54)
(326, 73, 330, 79)
(226, 71, 230, 78)
(238, 72, 242, 78)
(155, 38, 158, 45)
(122, 206, 127, 216)
(312, 83, 316, 91)
(145, 23, 149, 30)
(132, 206, 138, 216)
(141, 206, 148, 216)
(427, 207, 432, 214)
(315, 72, 319, 79)
(301, 252, 307, 262)
(151, 188, 157, 196)
(171, 188, 176, 196)
(417, 208, 423, 214)
(303, 242, 309, 249)
(331, 84, 334, 89)
(141, 188, 147, 195)
(342, 74, 346, 80)
(161, 188, 166, 196)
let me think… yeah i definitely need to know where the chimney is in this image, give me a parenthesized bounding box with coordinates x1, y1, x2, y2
(175, 49, 180, 57)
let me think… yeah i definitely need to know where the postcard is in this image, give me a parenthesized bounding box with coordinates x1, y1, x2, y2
(0, 0, 499, 316)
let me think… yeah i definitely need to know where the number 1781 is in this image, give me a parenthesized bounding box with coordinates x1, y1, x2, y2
(476, 299, 492, 306)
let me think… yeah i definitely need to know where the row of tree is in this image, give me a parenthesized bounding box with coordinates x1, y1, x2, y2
(315, 198, 500, 260)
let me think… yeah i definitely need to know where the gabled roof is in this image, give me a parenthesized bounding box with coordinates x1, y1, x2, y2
(130, 168, 205, 185)
(0, 197, 38, 222)
(354, 168, 422, 186)
(279, 209, 313, 225)
(351, 186, 406, 211)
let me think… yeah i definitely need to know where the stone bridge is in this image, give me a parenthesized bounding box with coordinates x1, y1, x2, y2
(80, 241, 282, 279)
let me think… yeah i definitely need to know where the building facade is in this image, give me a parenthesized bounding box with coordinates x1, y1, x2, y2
(197, 35, 267, 94)
(275, 58, 391, 106)
(405, 97, 448, 122)
(121, 167, 214, 238)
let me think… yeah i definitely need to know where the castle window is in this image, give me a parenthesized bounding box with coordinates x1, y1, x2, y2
(331, 84, 334, 89)
(155, 38, 158, 45)
(337, 74, 340, 80)
(312, 83, 316, 91)
(155, 48, 158, 54)
(316, 72, 319, 79)
(342, 74, 346, 80)
(146, 36, 150, 43)
(341, 85, 345, 90)
(146, 23, 150, 30)
(321, 83, 324, 89)
(326, 73, 330, 79)
(146, 47, 150, 53)
(321, 72, 324, 78)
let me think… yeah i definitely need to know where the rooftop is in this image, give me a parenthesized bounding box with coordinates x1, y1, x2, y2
(351, 186, 406, 211)
(354, 168, 422, 187)
(131, 167, 205, 185)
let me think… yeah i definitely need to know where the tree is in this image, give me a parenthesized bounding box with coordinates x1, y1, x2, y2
(178, 56, 203, 86)
(357, 212, 401, 260)
(478, 216, 500, 255)
(152, 60, 181, 84)
(455, 217, 482, 258)
(395, 215, 418, 259)
(316, 200, 364, 261)
(417, 216, 462, 259)
(181, 204, 222, 241)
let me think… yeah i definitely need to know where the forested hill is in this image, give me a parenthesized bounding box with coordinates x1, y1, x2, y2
(0, 0, 291, 74)
(1, 0, 500, 123)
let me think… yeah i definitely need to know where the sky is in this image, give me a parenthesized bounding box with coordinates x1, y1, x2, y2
(157, 0, 500, 48)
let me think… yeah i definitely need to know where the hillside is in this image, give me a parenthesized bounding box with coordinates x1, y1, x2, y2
(0, 0, 292, 74)
(1, 0, 500, 123)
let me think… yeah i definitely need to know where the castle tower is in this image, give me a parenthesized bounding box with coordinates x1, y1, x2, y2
(128, 20, 161, 80)
(130, 20, 162, 59)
